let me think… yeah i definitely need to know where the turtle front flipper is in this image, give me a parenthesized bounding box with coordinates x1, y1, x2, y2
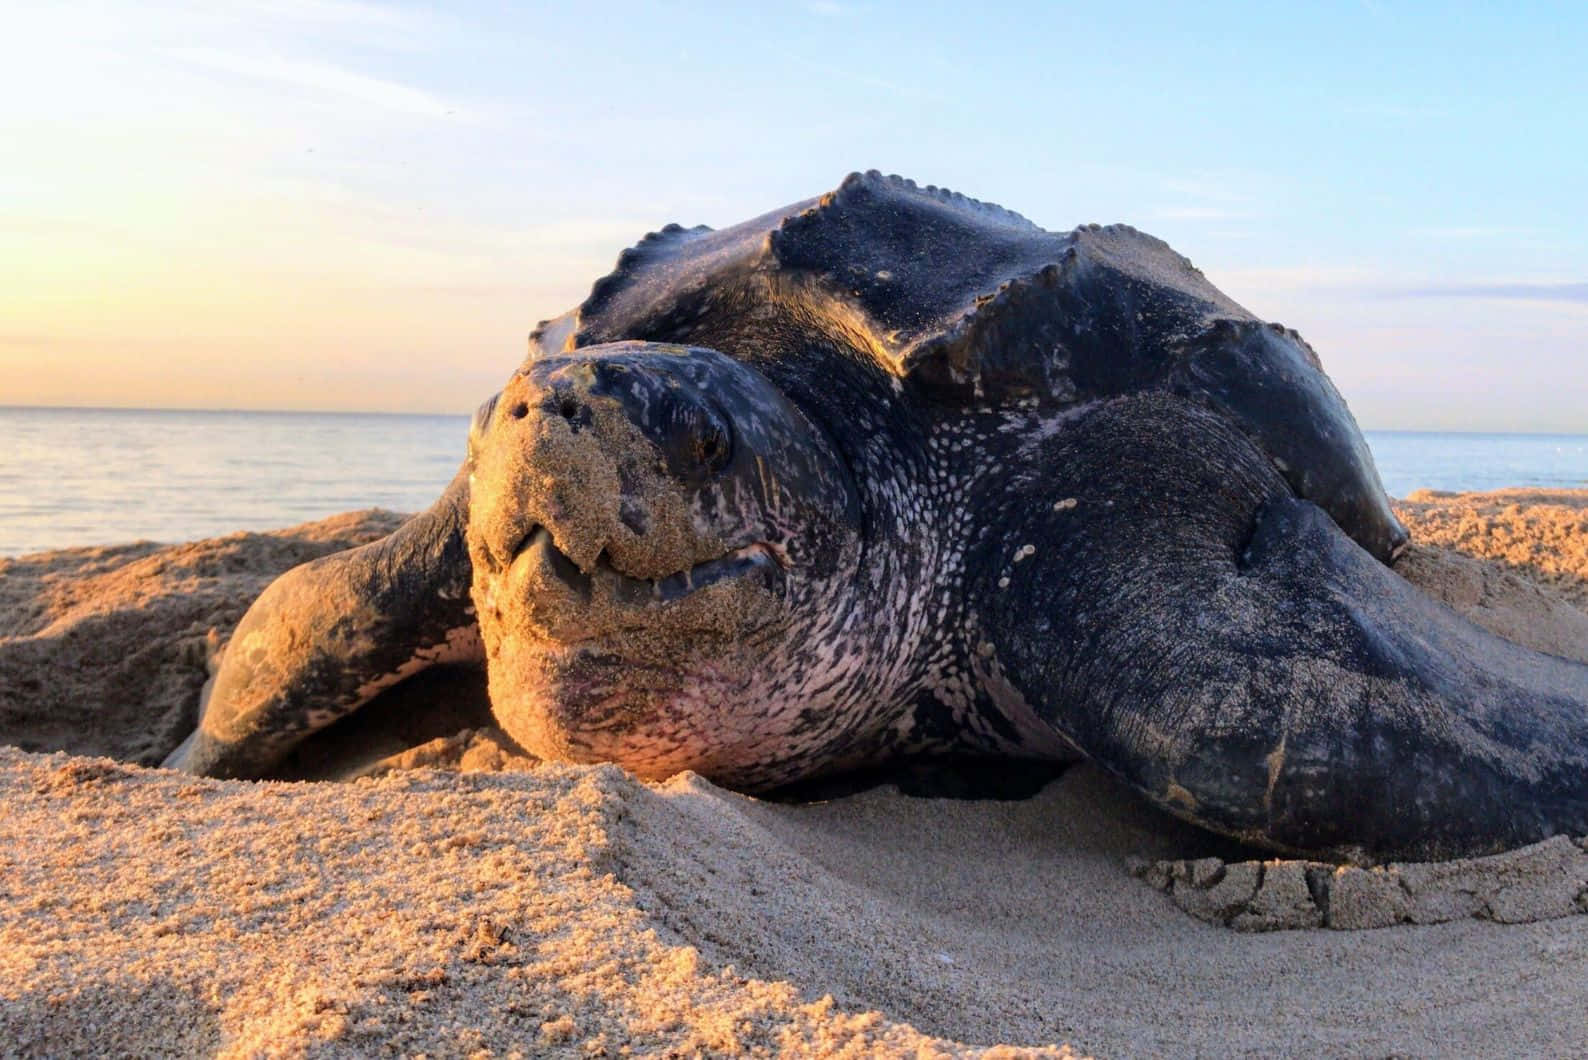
(163, 466, 478, 779)
(981, 393, 1588, 863)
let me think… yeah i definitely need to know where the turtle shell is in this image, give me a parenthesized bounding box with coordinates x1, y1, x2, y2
(526, 171, 1405, 560)
(530, 170, 1253, 400)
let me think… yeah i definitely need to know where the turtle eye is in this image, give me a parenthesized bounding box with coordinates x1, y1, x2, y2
(694, 419, 731, 472)
(662, 398, 733, 479)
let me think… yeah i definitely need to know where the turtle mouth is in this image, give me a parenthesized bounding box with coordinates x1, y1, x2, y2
(508, 526, 790, 604)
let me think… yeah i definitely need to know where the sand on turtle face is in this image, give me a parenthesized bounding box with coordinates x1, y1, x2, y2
(1, 491, 1587, 1056)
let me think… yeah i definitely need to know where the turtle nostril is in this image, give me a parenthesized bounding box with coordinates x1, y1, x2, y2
(558, 397, 580, 420)
(618, 498, 650, 536)
(509, 402, 529, 420)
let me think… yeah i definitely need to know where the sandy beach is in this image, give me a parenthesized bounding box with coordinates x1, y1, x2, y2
(3, 490, 1588, 1057)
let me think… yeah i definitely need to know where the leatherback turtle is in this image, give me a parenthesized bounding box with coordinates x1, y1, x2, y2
(167, 172, 1588, 863)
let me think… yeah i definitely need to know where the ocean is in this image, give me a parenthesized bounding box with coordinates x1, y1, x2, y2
(0, 407, 468, 558)
(2, 407, 1586, 558)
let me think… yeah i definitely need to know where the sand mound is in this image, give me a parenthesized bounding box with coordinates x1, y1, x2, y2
(1397, 488, 1588, 609)
(0, 511, 406, 766)
(3, 751, 1051, 1057)
(5, 750, 1588, 1056)
(2, 492, 1588, 1055)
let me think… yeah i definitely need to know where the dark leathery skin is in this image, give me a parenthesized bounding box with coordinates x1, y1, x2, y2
(161, 469, 480, 778)
(976, 394, 1588, 862)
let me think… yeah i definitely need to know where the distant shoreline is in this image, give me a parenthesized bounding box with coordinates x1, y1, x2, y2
(3, 404, 1588, 436)
(0, 404, 471, 419)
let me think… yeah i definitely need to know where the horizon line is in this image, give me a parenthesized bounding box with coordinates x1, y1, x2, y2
(0, 402, 472, 418)
(3, 403, 1587, 438)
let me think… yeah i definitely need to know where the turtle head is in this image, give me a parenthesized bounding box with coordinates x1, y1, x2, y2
(465, 341, 865, 786)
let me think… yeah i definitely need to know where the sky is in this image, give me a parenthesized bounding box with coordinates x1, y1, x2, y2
(2, 1, 1585, 430)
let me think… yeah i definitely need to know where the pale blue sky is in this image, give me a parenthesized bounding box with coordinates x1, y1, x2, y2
(3, 1, 1585, 429)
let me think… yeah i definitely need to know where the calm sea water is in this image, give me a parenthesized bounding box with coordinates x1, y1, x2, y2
(0, 407, 469, 557)
(1369, 431, 1588, 499)
(1, 407, 1586, 558)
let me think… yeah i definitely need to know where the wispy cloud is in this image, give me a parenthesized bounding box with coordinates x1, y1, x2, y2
(807, 1, 849, 14)
(229, 0, 432, 30)
(220, 0, 460, 54)
(1151, 205, 1245, 221)
(1398, 283, 1588, 303)
(1157, 175, 1256, 205)
(1213, 268, 1588, 305)
(1148, 172, 1263, 225)
(1207, 264, 1390, 293)
(170, 46, 463, 120)
(1409, 225, 1531, 240)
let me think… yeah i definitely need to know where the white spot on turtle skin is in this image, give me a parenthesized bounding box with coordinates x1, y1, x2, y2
(875, 269, 894, 281)
(997, 576, 1010, 589)
(1273, 456, 1290, 473)
(1053, 497, 1078, 511)
(1013, 544, 1035, 563)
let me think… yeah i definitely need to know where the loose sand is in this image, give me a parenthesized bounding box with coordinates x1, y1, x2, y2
(2, 491, 1587, 1056)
